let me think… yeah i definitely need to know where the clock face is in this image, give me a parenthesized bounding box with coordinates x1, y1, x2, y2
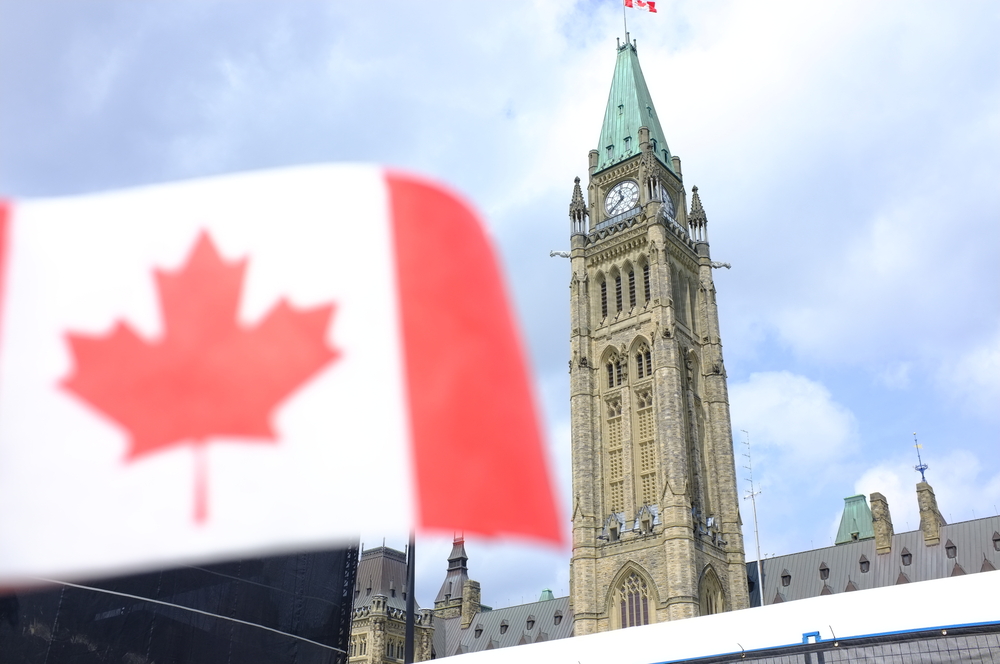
(605, 180, 640, 216)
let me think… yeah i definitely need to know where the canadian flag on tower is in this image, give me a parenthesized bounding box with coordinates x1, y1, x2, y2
(624, 0, 657, 12)
(0, 165, 562, 587)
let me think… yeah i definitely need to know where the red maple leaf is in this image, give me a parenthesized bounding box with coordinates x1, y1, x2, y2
(62, 231, 340, 523)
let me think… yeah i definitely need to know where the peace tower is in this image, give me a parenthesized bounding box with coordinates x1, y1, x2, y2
(567, 38, 749, 634)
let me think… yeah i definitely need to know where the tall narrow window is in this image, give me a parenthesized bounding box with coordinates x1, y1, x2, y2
(636, 351, 645, 379)
(643, 264, 651, 302)
(635, 389, 656, 506)
(601, 280, 608, 318)
(615, 275, 623, 312)
(607, 355, 624, 387)
(644, 349, 652, 376)
(606, 398, 624, 514)
(628, 271, 636, 308)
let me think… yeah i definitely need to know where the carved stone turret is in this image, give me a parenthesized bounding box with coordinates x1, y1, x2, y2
(688, 186, 708, 242)
(569, 176, 587, 236)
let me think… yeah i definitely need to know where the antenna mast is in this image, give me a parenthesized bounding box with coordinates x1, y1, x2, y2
(913, 432, 929, 482)
(742, 430, 763, 603)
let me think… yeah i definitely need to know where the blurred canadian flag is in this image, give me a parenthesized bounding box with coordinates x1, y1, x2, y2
(0, 165, 562, 588)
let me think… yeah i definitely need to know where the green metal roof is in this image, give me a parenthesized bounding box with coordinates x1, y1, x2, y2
(596, 42, 674, 174)
(835, 495, 875, 545)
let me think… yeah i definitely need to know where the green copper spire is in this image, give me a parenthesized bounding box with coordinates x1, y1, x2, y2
(835, 495, 876, 545)
(596, 40, 674, 174)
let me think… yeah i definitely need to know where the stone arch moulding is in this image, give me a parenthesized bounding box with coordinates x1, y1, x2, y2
(628, 334, 652, 356)
(698, 563, 725, 616)
(599, 344, 622, 365)
(602, 560, 660, 627)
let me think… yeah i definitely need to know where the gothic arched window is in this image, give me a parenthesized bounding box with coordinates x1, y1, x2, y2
(615, 274, 623, 312)
(699, 566, 725, 616)
(634, 388, 656, 506)
(618, 572, 650, 628)
(605, 397, 624, 514)
(643, 264, 651, 303)
(628, 270, 636, 308)
(606, 354, 624, 388)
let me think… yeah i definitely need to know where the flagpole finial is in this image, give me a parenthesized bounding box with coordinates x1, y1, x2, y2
(913, 432, 929, 483)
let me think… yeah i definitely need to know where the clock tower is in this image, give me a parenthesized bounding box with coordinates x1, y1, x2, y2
(567, 38, 749, 635)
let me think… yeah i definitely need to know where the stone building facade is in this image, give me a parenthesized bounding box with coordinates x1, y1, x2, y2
(567, 36, 749, 635)
(348, 546, 433, 664)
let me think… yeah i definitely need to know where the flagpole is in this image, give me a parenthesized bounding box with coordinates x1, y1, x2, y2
(404, 531, 416, 664)
(623, 0, 628, 39)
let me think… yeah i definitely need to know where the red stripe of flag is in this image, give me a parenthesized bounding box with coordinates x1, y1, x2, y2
(386, 171, 562, 545)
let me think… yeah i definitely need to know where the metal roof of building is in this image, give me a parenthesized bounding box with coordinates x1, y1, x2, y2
(835, 494, 876, 544)
(353, 545, 414, 612)
(761, 515, 1000, 604)
(434, 596, 573, 657)
(595, 40, 674, 174)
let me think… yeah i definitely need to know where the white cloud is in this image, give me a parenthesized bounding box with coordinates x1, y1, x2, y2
(941, 325, 1000, 420)
(855, 450, 1000, 535)
(729, 371, 858, 463)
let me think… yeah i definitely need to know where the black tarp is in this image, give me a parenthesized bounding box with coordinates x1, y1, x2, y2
(0, 547, 357, 664)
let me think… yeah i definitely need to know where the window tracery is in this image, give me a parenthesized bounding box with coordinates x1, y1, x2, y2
(618, 572, 650, 628)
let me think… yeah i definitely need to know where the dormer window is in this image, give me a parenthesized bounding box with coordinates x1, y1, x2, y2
(500, 620, 508, 635)
(781, 570, 791, 587)
(946, 540, 957, 559)
(994, 532, 1000, 551)
(859, 555, 870, 573)
(474, 626, 483, 638)
(618, 104, 624, 115)
(819, 563, 829, 580)
(526, 617, 536, 630)
(623, 136, 631, 151)
(901, 548, 912, 566)
(607, 145, 614, 159)
(554, 611, 563, 625)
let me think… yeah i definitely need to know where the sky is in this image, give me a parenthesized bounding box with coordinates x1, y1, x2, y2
(2, 1, 998, 611)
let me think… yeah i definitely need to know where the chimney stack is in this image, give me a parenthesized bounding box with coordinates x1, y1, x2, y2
(917, 482, 946, 545)
(460, 579, 481, 629)
(870, 492, 894, 554)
